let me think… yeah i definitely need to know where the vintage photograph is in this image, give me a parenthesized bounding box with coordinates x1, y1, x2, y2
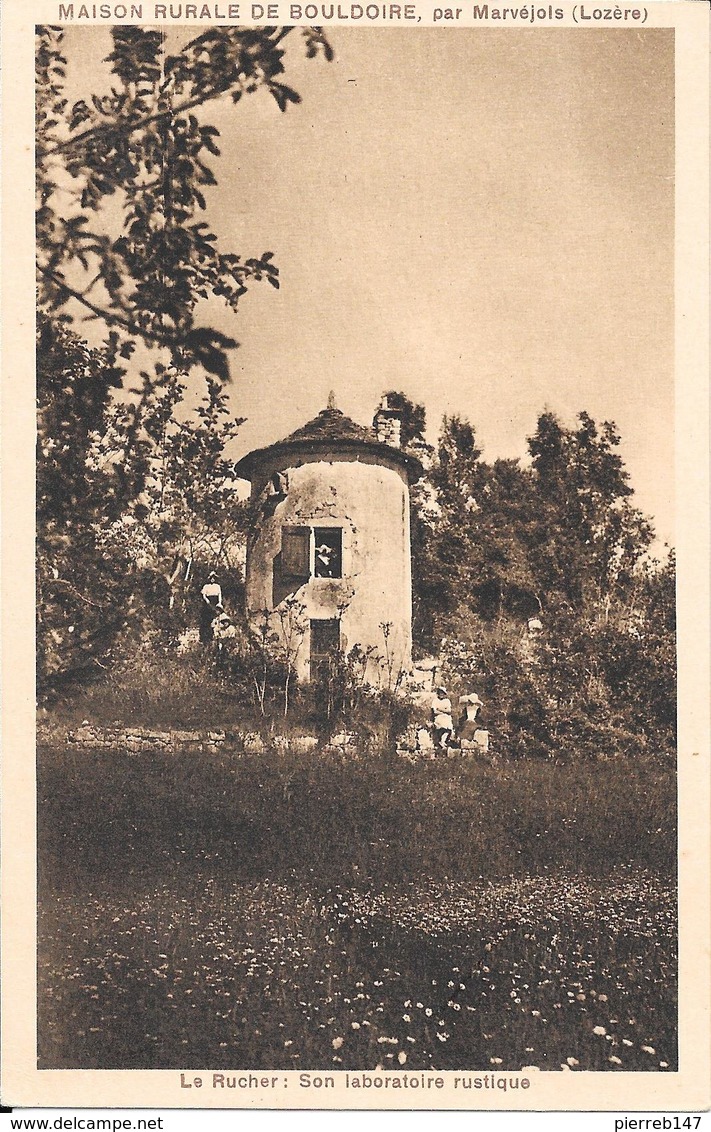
(33, 21, 680, 1086)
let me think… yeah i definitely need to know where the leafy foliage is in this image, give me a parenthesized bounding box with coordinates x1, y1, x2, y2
(383, 390, 675, 759)
(36, 314, 248, 692)
(37, 314, 137, 688)
(36, 25, 331, 375)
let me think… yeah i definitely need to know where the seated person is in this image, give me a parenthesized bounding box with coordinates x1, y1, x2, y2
(432, 686, 454, 751)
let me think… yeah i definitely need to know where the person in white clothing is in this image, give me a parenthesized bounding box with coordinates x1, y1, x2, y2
(199, 571, 223, 643)
(432, 686, 454, 752)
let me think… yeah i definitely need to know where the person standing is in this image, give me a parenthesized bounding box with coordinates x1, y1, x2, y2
(199, 571, 223, 644)
(212, 610, 237, 669)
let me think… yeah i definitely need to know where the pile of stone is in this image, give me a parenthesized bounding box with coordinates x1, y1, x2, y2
(404, 657, 440, 704)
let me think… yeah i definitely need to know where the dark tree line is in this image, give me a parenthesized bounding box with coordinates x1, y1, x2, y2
(37, 25, 331, 378)
(383, 389, 676, 759)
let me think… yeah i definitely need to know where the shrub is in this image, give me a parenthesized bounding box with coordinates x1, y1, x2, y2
(439, 603, 675, 761)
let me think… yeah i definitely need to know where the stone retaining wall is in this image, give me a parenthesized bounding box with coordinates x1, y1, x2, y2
(41, 723, 320, 756)
(39, 722, 488, 760)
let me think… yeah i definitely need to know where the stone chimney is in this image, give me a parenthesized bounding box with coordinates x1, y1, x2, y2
(373, 395, 402, 449)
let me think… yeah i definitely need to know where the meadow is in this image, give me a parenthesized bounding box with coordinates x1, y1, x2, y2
(37, 744, 677, 1072)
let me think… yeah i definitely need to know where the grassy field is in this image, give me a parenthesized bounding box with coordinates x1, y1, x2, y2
(37, 745, 677, 1071)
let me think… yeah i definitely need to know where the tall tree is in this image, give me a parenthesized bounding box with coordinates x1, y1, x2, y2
(36, 315, 138, 689)
(97, 368, 249, 612)
(37, 314, 252, 690)
(415, 414, 541, 633)
(413, 414, 483, 641)
(527, 410, 653, 612)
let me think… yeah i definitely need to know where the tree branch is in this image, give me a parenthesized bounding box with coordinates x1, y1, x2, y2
(52, 576, 108, 611)
(37, 264, 177, 351)
(36, 28, 294, 161)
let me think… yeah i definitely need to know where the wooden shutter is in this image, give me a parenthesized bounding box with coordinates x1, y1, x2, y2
(281, 526, 310, 578)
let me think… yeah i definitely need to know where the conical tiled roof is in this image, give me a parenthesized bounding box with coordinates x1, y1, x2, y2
(234, 403, 422, 482)
(281, 407, 378, 447)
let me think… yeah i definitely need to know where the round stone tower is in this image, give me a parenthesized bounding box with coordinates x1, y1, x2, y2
(234, 397, 422, 686)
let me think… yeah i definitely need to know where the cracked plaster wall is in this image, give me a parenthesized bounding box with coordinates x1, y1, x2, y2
(245, 450, 412, 684)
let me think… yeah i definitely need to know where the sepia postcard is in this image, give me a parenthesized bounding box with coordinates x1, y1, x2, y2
(1, 0, 709, 1114)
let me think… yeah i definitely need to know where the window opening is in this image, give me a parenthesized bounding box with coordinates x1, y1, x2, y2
(313, 527, 342, 578)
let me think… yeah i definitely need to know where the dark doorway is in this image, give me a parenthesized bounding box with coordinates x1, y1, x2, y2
(310, 618, 341, 682)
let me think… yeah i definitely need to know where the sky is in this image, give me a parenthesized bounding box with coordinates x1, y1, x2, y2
(61, 27, 675, 545)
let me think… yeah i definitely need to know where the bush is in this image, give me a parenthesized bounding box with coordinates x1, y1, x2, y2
(439, 603, 675, 761)
(45, 626, 420, 750)
(45, 640, 253, 731)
